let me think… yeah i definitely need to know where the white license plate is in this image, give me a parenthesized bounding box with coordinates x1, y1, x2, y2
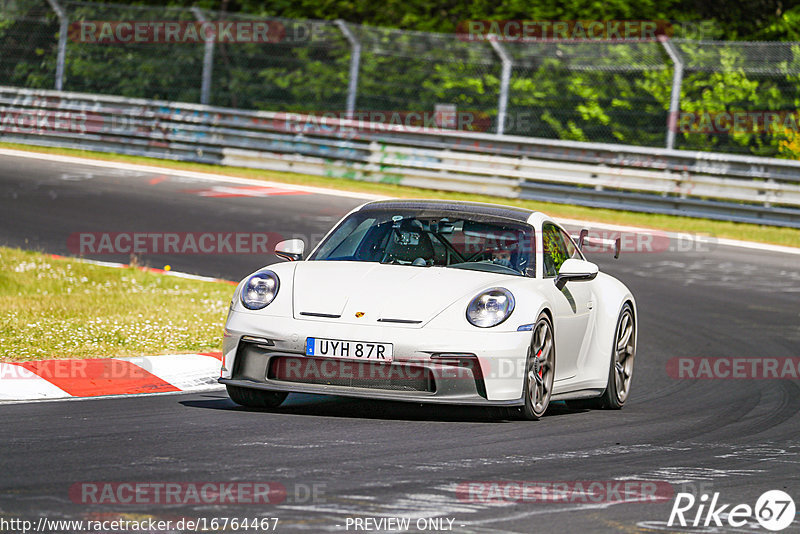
(305, 337, 393, 362)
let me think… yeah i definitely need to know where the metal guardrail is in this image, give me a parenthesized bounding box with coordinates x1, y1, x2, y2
(2, 86, 800, 228)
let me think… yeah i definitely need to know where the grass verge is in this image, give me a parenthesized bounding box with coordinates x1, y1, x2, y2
(0, 247, 231, 361)
(2, 141, 799, 247)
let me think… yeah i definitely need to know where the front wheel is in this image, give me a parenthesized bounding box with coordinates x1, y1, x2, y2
(521, 313, 555, 420)
(226, 385, 287, 408)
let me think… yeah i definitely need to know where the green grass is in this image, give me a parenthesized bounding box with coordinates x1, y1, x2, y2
(3, 141, 799, 248)
(0, 247, 232, 362)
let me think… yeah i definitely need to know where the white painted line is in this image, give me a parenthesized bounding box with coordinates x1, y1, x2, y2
(69, 258, 128, 268)
(154, 270, 224, 283)
(0, 148, 388, 201)
(1, 147, 797, 255)
(48, 254, 234, 285)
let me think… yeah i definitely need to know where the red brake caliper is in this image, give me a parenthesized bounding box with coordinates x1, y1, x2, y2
(536, 349, 543, 378)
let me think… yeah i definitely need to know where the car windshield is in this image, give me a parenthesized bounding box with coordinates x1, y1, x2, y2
(309, 208, 535, 276)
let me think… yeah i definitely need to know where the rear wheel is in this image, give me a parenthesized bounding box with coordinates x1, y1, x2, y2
(521, 313, 555, 420)
(226, 385, 287, 408)
(569, 303, 635, 410)
(604, 304, 636, 409)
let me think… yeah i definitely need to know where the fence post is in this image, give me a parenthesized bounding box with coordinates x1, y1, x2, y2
(46, 0, 68, 91)
(191, 7, 215, 105)
(335, 20, 360, 116)
(488, 37, 511, 136)
(660, 36, 684, 150)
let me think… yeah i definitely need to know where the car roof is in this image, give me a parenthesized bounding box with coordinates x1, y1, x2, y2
(358, 199, 540, 224)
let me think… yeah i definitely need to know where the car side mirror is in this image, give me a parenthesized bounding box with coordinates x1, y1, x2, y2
(555, 258, 598, 290)
(274, 239, 305, 262)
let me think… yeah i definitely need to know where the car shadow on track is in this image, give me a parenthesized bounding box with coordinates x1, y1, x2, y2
(179, 393, 584, 423)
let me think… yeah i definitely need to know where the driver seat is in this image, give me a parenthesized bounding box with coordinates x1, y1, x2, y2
(383, 220, 434, 264)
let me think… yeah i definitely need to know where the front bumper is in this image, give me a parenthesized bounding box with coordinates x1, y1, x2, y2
(220, 310, 532, 404)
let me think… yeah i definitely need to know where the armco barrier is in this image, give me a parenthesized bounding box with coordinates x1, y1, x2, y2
(2, 86, 800, 227)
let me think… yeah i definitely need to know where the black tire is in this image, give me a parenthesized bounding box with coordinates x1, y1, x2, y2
(521, 313, 555, 420)
(569, 303, 636, 410)
(226, 385, 287, 408)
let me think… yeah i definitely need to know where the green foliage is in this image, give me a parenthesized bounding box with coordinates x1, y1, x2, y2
(755, 5, 800, 41)
(1, 0, 799, 158)
(117, 0, 797, 41)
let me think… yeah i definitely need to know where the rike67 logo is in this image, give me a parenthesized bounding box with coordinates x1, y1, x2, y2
(668, 490, 796, 531)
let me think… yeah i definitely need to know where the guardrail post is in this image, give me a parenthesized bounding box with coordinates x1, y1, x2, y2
(660, 36, 684, 151)
(191, 7, 215, 105)
(46, 0, 68, 91)
(335, 20, 360, 116)
(488, 37, 512, 136)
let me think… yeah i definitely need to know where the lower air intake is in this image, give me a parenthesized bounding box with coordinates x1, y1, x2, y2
(268, 356, 435, 393)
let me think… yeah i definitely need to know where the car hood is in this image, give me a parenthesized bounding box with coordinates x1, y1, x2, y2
(292, 261, 507, 326)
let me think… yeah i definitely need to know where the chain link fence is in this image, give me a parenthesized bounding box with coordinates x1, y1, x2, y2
(0, 0, 60, 89)
(673, 39, 800, 158)
(2, 0, 800, 157)
(502, 41, 670, 145)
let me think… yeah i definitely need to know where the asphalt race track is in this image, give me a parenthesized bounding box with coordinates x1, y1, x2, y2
(1, 152, 799, 533)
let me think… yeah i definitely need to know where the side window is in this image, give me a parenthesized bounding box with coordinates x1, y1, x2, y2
(542, 223, 569, 277)
(558, 227, 583, 261)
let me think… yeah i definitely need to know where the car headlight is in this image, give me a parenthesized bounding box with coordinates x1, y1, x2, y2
(466, 288, 515, 328)
(241, 271, 279, 310)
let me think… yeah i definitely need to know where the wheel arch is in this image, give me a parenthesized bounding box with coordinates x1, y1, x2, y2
(539, 306, 554, 325)
(579, 273, 637, 389)
(622, 298, 638, 362)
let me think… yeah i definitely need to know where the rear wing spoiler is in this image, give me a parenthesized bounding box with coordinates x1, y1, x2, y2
(575, 229, 621, 259)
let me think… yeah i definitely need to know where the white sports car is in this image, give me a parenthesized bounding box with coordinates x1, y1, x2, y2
(220, 199, 636, 419)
